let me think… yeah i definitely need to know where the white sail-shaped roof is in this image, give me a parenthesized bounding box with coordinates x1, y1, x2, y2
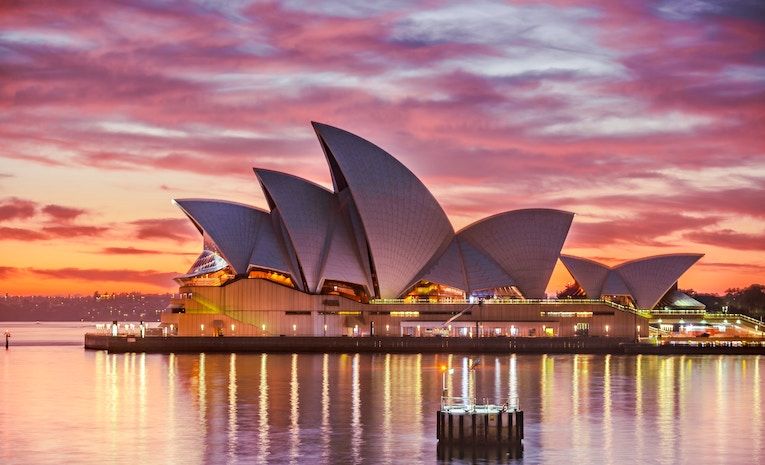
(458, 238, 515, 292)
(255, 169, 335, 291)
(601, 270, 631, 296)
(312, 122, 454, 298)
(458, 209, 574, 298)
(255, 168, 370, 293)
(614, 254, 703, 309)
(417, 238, 469, 291)
(174, 199, 265, 275)
(319, 211, 373, 292)
(248, 214, 296, 278)
(560, 254, 610, 297)
(559, 253, 704, 309)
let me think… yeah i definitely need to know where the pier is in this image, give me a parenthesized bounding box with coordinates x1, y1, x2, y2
(84, 334, 765, 354)
(84, 334, 634, 353)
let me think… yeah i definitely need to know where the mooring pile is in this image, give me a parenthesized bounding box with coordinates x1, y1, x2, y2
(436, 396, 523, 447)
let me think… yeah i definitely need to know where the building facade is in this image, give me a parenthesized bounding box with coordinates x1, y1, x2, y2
(162, 122, 703, 339)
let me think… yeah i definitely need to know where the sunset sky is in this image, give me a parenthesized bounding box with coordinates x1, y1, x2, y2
(1, 0, 763, 296)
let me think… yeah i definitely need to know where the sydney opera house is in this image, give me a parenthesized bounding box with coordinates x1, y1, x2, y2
(161, 122, 706, 339)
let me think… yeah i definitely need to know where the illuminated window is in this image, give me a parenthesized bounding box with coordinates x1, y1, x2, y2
(403, 280, 465, 303)
(575, 323, 589, 336)
(320, 280, 369, 303)
(248, 268, 295, 288)
(540, 311, 593, 318)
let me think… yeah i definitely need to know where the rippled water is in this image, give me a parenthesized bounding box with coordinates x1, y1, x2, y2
(0, 323, 763, 464)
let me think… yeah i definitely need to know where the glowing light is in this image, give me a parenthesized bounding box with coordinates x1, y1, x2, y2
(390, 311, 419, 317)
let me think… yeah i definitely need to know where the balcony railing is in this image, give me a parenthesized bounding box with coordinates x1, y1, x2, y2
(440, 396, 520, 413)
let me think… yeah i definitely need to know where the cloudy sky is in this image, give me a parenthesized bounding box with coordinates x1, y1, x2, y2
(1, 0, 763, 296)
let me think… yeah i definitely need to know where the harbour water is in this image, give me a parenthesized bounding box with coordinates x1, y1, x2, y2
(1, 322, 763, 464)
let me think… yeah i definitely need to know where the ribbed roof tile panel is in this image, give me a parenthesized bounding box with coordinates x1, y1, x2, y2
(419, 238, 468, 291)
(559, 254, 610, 298)
(320, 214, 373, 292)
(458, 238, 515, 292)
(312, 122, 454, 298)
(249, 215, 294, 276)
(174, 199, 266, 275)
(601, 270, 631, 296)
(458, 209, 574, 298)
(255, 169, 337, 291)
(614, 254, 703, 309)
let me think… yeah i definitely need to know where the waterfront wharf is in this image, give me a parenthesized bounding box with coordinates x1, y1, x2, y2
(84, 334, 765, 354)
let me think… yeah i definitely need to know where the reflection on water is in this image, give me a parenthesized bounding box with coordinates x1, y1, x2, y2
(1, 348, 763, 465)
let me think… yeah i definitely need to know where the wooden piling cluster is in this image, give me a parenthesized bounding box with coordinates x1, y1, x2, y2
(436, 408, 523, 446)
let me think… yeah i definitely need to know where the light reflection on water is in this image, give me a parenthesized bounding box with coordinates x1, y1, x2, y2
(0, 347, 764, 465)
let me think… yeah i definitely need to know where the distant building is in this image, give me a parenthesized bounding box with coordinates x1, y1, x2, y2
(162, 122, 703, 338)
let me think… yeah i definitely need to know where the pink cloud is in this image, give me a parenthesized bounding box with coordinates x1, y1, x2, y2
(42, 204, 87, 222)
(130, 218, 198, 243)
(99, 246, 194, 256)
(0, 197, 37, 221)
(42, 225, 108, 237)
(685, 229, 765, 251)
(0, 0, 763, 292)
(0, 226, 48, 241)
(28, 267, 179, 287)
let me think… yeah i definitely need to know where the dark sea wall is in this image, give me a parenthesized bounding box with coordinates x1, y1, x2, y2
(85, 335, 636, 354)
(84, 335, 765, 355)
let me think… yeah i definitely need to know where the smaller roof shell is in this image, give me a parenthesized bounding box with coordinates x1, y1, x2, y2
(174, 199, 266, 275)
(458, 209, 574, 298)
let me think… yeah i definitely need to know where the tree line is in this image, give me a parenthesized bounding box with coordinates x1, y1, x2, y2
(683, 284, 765, 320)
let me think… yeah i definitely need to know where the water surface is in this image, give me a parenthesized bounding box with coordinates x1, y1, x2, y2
(0, 323, 762, 464)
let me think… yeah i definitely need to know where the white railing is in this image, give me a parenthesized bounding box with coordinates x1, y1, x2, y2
(704, 313, 763, 328)
(440, 396, 520, 413)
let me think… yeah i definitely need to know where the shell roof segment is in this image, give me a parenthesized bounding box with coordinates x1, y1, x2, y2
(458, 209, 574, 298)
(255, 169, 336, 292)
(173, 199, 267, 275)
(255, 168, 371, 293)
(613, 254, 703, 309)
(458, 238, 516, 292)
(560, 253, 704, 309)
(559, 255, 610, 297)
(312, 122, 454, 298)
(173, 198, 296, 282)
(417, 238, 469, 292)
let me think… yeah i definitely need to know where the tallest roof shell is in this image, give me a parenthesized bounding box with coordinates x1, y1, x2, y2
(312, 122, 454, 298)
